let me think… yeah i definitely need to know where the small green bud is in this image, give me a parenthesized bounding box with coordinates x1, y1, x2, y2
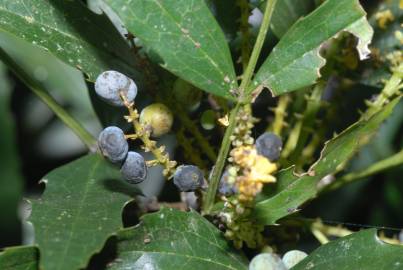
(201, 110, 216, 130)
(139, 103, 173, 137)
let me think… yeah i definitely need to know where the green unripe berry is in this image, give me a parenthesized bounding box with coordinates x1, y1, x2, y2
(249, 253, 287, 270)
(173, 78, 202, 111)
(201, 110, 216, 130)
(139, 103, 173, 137)
(282, 250, 308, 268)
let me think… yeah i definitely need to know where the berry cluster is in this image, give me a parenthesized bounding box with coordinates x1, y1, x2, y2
(95, 70, 205, 192)
(95, 70, 174, 184)
(249, 250, 308, 270)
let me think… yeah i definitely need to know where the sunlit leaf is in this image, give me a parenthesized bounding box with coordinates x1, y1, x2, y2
(105, 0, 238, 100)
(252, 0, 373, 96)
(0, 0, 142, 83)
(107, 208, 248, 270)
(29, 154, 139, 270)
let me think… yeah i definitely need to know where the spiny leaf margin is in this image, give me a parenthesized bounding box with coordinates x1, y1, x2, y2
(254, 96, 401, 225)
(29, 154, 139, 270)
(251, 0, 373, 96)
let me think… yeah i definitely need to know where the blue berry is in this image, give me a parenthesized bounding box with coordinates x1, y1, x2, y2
(282, 250, 308, 268)
(255, 132, 283, 161)
(173, 165, 204, 192)
(218, 169, 238, 196)
(95, 70, 137, 106)
(249, 253, 287, 270)
(121, 151, 147, 184)
(98, 126, 128, 163)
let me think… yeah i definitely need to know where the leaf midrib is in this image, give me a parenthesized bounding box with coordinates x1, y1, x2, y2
(54, 157, 100, 270)
(152, 0, 227, 79)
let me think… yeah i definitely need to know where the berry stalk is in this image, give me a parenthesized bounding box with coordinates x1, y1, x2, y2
(121, 94, 176, 177)
(0, 47, 97, 151)
(202, 0, 278, 214)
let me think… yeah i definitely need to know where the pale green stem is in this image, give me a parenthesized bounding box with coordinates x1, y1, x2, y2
(322, 65, 403, 192)
(311, 226, 329, 245)
(270, 95, 290, 135)
(288, 82, 325, 163)
(282, 83, 324, 160)
(202, 102, 242, 213)
(326, 149, 403, 191)
(311, 219, 401, 245)
(240, 0, 278, 96)
(202, 0, 278, 214)
(0, 48, 97, 151)
(363, 63, 403, 119)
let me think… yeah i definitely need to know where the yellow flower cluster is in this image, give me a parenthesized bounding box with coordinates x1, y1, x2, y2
(375, 9, 394, 29)
(231, 145, 277, 202)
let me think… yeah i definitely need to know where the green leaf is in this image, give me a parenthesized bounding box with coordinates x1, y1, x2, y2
(0, 62, 23, 246)
(0, 0, 141, 83)
(291, 229, 403, 270)
(269, 0, 315, 38)
(252, 0, 373, 96)
(29, 154, 140, 270)
(105, 0, 238, 100)
(107, 208, 248, 270)
(254, 96, 401, 225)
(0, 246, 39, 270)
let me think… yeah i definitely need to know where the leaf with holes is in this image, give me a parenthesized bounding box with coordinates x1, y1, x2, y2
(107, 208, 248, 270)
(105, 0, 238, 100)
(0, 246, 39, 270)
(251, 0, 373, 96)
(254, 96, 401, 225)
(0, 0, 142, 83)
(29, 154, 140, 270)
(291, 229, 403, 270)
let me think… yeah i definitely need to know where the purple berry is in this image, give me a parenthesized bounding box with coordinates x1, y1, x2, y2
(173, 165, 204, 192)
(121, 152, 147, 184)
(218, 169, 237, 196)
(255, 132, 283, 161)
(98, 126, 128, 163)
(95, 70, 137, 106)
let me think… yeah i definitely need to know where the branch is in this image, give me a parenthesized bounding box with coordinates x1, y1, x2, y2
(0, 47, 97, 151)
(202, 0, 278, 214)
